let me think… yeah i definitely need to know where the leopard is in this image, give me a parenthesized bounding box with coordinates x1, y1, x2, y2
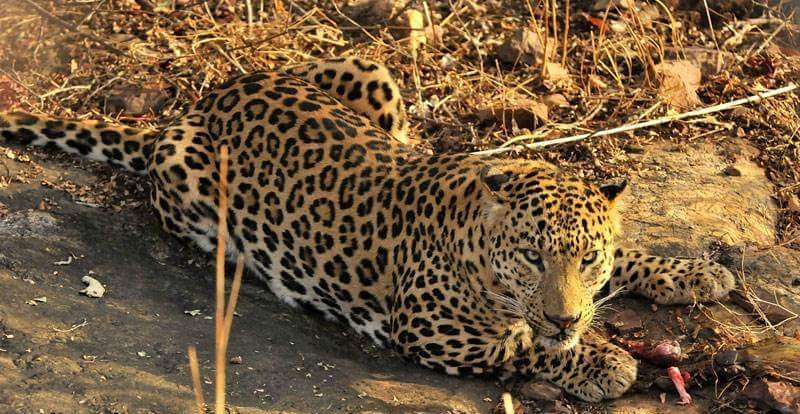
(0, 56, 736, 402)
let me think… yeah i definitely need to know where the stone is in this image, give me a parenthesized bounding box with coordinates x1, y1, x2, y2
(543, 94, 569, 108)
(740, 379, 800, 413)
(474, 92, 549, 131)
(730, 285, 798, 328)
(619, 142, 777, 255)
(722, 165, 742, 176)
(606, 309, 644, 334)
(105, 82, 169, 115)
(518, 380, 563, 401)
(739, 336, 800, 380)
(609, 393, 706, 413)
(665, 46, 736, 75)
(722, 247, 800, 336)
(342, 0, 395, 25)
(714, 349, 739, 366)
(495, 28, 556, 66)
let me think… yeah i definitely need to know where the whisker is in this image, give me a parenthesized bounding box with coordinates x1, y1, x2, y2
(594, 286, 626, 308)
(493, 308, 524, 317)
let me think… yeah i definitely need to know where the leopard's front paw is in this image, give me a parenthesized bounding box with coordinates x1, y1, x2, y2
(564, 342, 637, 402)
(656, 261, 736, 305)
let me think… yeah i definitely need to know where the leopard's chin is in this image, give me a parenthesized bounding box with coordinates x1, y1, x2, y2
(535, 331, 581, 351)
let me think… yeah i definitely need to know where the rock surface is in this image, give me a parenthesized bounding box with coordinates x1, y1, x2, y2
(618, 141, 777, 253)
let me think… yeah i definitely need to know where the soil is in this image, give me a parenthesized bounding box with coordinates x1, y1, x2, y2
(2, 138, 798, 414)
(0, 155, 498, 414)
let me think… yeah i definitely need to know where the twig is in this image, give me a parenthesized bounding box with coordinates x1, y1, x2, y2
(501, 392, 514, 414)
(471, 83, 799, 156)
(52, 318, 88, 333)
(187, 346, 206, 414)
(221, 255, 245, 353)
(741, 19, 787, 63)
(215, 145, 230, 414)
(245, 0, 254, 27)
(702, 0, 721, 53)
(211, 42, 247, 74)
(561, 0, 570, 68)
(20, 0, 127, 56)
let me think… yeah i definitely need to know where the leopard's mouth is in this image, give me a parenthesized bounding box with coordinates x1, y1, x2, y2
(535, 330, 580, 350)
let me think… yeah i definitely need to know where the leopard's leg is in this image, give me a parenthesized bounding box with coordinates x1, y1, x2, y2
(148, 123, 222, 252)
(284, 56, 409, 144)
(390, 271, 637, 402)
(504, 333, 638, 402)
(609, 247, 736, 305)
(392, 305, 637, 402)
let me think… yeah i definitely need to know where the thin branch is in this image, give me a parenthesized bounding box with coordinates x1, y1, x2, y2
(502, 392, 514, 414)
(221, 255, 245, 353)
(471, 83, 798, 156)
(187, 346, 206, 414)
(215, 145, 230, 414)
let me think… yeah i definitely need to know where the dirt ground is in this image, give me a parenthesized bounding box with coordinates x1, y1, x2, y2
(3, 136, 799, 414)
(0, 154, 500, 414)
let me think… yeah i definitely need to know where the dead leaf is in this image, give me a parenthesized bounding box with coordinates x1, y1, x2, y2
(543, 61, 571, 85)
(475, 100, 548, 131)
(654, 60, 702, 109)
(105, 82, 170, 116)
(583, 14, 607, 30)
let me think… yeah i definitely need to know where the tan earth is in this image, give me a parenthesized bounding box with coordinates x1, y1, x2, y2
(1, 139, 799, 413)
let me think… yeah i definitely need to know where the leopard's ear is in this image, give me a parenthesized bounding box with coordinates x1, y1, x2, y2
(598, 179, 627, 204)
(479, 165, 510, 194)
(479, 165, 510, 225)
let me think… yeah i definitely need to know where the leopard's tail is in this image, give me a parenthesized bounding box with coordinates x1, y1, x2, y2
(0, 111, 156, 175)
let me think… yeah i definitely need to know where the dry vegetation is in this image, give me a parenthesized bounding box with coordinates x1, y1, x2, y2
(1, 0, 799, 249)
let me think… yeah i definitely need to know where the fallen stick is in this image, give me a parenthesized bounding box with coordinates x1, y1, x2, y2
(471, 83, 798, 156)
(501, 392, 514, 414)
(187, 346, 206, 414)
(215, 145, 230, 414)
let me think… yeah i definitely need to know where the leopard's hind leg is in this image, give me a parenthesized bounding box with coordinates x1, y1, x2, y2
(285, 57, 409, 144)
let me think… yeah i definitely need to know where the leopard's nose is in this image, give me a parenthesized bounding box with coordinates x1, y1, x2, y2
(544, 312, 580, 330)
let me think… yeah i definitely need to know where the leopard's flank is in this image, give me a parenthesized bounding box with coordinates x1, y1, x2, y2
(0, 56, 736, 402)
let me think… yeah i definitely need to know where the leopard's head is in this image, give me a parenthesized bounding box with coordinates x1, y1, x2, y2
(480, 161, 626, 350)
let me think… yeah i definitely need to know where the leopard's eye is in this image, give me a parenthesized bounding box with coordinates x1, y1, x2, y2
(581, 251, 599, 268)
(519, 249, 542, 266)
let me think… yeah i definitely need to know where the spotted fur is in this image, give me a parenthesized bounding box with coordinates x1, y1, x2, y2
(0, 56, 735, 402)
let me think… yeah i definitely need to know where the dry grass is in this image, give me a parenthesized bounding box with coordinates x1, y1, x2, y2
(187, 144, 245, 413)
(0, 0, 787, 245)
